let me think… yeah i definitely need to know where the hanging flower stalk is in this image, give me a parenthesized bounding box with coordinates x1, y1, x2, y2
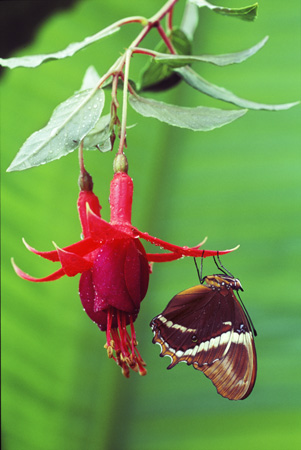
(12, 151, 238, 377)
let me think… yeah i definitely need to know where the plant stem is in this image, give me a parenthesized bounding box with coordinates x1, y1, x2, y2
(91, 0, 181, 154)
(131, 48, 157, 57)
(78, 140, 85, 174)
(157, 23, 176, 53)
(118, 50, 132, 155)
(150, 0, 179, 23)
(167, 8, 174, 32)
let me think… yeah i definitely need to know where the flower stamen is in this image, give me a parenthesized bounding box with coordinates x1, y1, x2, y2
(104, 308, 147, 377)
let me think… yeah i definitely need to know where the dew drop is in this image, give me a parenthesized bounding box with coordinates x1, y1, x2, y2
(50, 128, 58, 138)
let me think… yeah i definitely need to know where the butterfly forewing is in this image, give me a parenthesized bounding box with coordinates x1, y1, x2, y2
(150, 277, 257, 400)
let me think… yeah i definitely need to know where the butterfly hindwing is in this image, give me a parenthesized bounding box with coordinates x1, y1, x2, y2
(150, 277, 257, 400)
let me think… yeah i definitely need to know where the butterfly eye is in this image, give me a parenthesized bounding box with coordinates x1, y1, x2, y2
(191, 335, 198, 343)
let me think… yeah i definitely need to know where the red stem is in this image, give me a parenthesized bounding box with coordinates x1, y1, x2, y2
(157, 23, 176, 54)
(132, 48, 156, 57)
(167, 8, 174, 31)
(153, 0, 179, 23)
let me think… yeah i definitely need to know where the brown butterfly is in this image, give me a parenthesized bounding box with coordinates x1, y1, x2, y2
(150, 255, 257, 400)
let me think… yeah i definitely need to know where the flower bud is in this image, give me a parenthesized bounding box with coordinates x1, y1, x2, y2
(78, 168, 93, 191)
(113, 153, 128, 174)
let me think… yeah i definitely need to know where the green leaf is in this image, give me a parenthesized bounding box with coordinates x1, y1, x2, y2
(7, 88, 105, 171)
(79, 66, 102, 91)
(3, 1, 301, 449)
(0, 25, 119, 69)
(155, 36, 268, 68)
(83, 113, 112, 151)
(190, 0, 258, 21)
(139, 28, 191, 92)
(129, 94, 247, 131)
(180, 1, 199, 41)
(176, 66, 300, 111)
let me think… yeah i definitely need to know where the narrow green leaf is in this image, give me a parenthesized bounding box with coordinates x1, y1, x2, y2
(180, 1, 199, 41)
(129, 94, 247, 131)
(155, 36, 268, 68)
(0, 26, 119, 69)
(176, 66, 300, 111)
(139, 28, 191, 92)
(79, 66, 102, 91)
(190, 0, 258, 21)
(7, 89, 105, 171)
(83, 113, 112, 151)
(78, 68, 112, 151)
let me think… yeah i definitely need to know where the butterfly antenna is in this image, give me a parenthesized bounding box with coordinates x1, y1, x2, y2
(194, 257, 202, 283)
(213, 252, 234, 277)
(237, 291, 257, 337)
(194, 250, 205, 284)
(213, 255, 227, 276)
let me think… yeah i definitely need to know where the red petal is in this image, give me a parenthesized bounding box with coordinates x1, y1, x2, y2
(55, 245, 93, 276)
(79, 272, 139, 331)
(92, 240, 137, 313)
(124, 240, 149, 308)
(11, 258, 65, 282)
(79, 271, 108, 330)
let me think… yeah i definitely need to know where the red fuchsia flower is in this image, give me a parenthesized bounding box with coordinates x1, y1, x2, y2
(12, 157, 237, 377)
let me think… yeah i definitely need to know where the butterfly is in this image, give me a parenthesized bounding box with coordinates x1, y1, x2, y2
(150, 255, 257, 400)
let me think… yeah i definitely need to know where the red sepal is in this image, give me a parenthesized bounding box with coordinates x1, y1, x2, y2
(78, 190, 101, 238)
(146, 252, 184, 263)
(11, 258, 65, 282)
(22, 238, 59, 261)
(22, 237, 100, 262)
(55, 245, 93, 276)
(133, 228, 238, 257)
(87, 205, 129, 241)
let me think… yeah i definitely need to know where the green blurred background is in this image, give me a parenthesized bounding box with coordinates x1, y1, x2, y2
(1, 1, 300, 449)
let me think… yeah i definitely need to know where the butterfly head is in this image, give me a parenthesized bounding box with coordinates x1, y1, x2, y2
(204, 274, 244, 292)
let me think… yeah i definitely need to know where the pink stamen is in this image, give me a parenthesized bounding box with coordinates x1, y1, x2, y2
(117, 310, 127, 357)
(103, 308, 147, 377)
(106, 308, 113, 347)
(130, 318, 136, 356)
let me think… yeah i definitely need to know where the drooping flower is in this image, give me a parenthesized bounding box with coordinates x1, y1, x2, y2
(12, 156, 237, 376)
